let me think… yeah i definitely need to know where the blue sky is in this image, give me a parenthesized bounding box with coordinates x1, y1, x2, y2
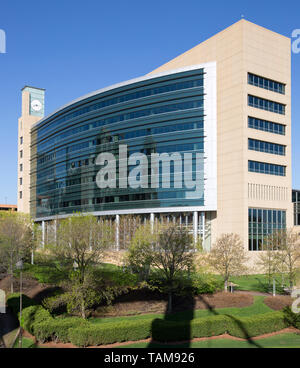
(0, 0, 299, 204)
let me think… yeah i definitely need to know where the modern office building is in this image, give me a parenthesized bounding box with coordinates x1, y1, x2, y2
(18, 19, 294, 254)
(293, 189, 300, 228)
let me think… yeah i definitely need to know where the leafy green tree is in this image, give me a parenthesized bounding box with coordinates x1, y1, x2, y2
(49, 213, 114, 284)
(152, 223, 194, 313)
(0, 212, 34, 293)
(125, 222, 156, 281)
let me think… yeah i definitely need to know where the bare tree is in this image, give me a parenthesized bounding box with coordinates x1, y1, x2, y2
(0, 212, 34, 293)
(257, 236, 280, 288)
(49, 213, 114, 283)
(119, 215, 142, 250)
(273, 229, 300, 290)
(207, 233, 248, 292)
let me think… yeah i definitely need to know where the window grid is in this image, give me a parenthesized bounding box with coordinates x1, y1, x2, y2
(248, 208, 286, 251)
(248, 117, 285, 135)
(38, 75, 205, 137)
(293, 190, 300, 226)
(248, 160, 286, 176)
(248, 73, 285, 94)
(248, 138, 285, 156)
(248, 95, 285, 115)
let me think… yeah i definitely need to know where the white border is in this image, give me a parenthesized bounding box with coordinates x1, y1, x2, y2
(35, 206, 217, 222)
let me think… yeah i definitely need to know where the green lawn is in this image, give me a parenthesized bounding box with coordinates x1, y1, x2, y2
(13, 337, 38, 348)
(13, 333, 300, 349)
(89, 295, 272, 325)
(228, 274, 285, 294)
(118, 333, 300, 348)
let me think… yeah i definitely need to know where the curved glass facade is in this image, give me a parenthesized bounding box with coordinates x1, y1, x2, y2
(31, 68, 211, 219)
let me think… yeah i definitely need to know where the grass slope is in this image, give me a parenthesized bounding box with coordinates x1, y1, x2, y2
(89, 296, 272, 325)
(118, 333, 300, 348)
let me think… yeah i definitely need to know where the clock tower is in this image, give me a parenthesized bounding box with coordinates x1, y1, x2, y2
(18, 86, 45, 214)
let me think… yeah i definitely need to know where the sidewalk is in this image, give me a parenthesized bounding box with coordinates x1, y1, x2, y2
(0, 309, 20, 348)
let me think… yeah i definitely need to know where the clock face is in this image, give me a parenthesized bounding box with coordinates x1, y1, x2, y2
(31, 99, 42, 112)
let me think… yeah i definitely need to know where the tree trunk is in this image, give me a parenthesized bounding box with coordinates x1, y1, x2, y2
(10, 261, 13, 294)
(224, 279, 228, 293)
(168, 292, 172, 314)
(10, 273, 13, 294)
(81, 300, 86, 319)
(10, 254, 14, 294)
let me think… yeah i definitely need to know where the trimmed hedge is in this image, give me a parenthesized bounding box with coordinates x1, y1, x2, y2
(34, 317, 89, 343)
(7, 293, 294, 347)
(283, 306, 300, 330)
(68, 311, 290, 347)
(227, 311, 287, 339)
(69, 319, 153, 347)
(152, 315, 230, 342)
(152, 312, 288, 342)
(20, 305, 52, 335)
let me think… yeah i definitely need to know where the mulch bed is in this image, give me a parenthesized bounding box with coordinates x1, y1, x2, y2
(93, 292, 254, 317)
(264, 295, 293, 310)
(0, 275, 56, 303)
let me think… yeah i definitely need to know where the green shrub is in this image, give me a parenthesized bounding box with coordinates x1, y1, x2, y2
(283, 306, 300, 329)
(6, 293, 36, 315)
(42, 293, 67, 314)
(152, 315, 230, 342)
(152, 311, 289, 342)
(69, 319, 152, 347)
(227, 311, 288, 338)
(34, 317, 88, 343)
(20, 305, 51, 335)
(191, 274, 223, 294)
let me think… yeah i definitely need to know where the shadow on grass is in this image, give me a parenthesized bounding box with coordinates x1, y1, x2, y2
(148, 280, 195, 348)
(148, 290, 263, 348)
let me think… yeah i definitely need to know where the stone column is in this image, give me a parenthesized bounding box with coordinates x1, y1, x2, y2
(42, 221, 45, 249)
(150, 213, 154, 233)
(115, 214, 120, 251)
(193, 211, 198, 246)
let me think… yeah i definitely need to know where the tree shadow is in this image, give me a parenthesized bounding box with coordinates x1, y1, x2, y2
(148, 278, 195, 348)
(0, 307, 20, 347)
(148, 290, 263, 348)
(32, 286, 63, 304)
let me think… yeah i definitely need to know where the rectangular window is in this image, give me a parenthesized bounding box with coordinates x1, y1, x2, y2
(248, 73, 285, 94)
(248, 138, 285, 156)
(20, 178, 22, 185)
(20, 164, 23, 172)
(248, 95, 285, 115)
(20, 150, 23, 158)
(19, 191, 22, 199)
(248, 207, 286, 251)
(248, 117, 285, 135)
(248, 160, 286, 176)
(20, 136, 23, 145)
